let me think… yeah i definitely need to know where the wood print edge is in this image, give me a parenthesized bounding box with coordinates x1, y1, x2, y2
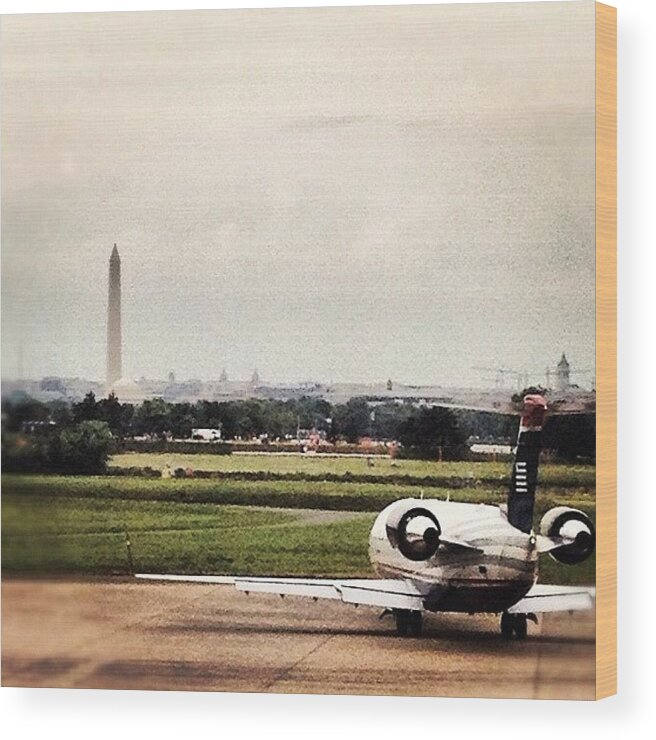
(595, 0, 617, 701)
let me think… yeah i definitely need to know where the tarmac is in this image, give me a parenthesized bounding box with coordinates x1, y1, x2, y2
(1, 578, 595, 699)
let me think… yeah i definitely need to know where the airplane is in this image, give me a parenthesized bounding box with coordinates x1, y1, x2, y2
(137, 394, 595, 640)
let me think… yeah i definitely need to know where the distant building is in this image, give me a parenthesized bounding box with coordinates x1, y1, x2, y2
(556, 353, 571, 391)
(40, 377, 66, 393)
(219, 368, 228, 382)
(110, 377, 143, 403)
(251, 368, 260, 387)
(106, 245, 122, 386)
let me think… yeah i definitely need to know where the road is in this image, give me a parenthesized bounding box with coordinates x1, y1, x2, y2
(2, 578, 595, 699)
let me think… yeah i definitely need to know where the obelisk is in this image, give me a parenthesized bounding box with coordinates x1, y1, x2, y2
(106, 244, 122, 386)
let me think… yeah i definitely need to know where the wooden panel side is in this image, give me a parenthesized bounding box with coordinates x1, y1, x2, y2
(595, 0, 617, 701)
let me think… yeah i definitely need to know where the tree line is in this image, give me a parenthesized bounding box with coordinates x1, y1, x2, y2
(1, 391, 595, 474)
(2, 393, 468, 445)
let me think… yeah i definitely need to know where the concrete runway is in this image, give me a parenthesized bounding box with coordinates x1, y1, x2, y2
(2, 578, 595, 699)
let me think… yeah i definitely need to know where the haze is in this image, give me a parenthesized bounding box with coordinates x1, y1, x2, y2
(1, 2, 596, 386)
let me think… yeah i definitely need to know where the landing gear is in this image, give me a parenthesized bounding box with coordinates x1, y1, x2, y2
(500, 612, 528, 640)
(393, 609, 423, 637)
(514, 614, 527, 640)
(500, 611, 514, 639)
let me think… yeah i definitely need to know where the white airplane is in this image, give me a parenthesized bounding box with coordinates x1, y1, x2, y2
(137, 394, 595, 639)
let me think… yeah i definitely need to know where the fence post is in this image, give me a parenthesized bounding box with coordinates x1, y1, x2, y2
(124, 529, 134, 574)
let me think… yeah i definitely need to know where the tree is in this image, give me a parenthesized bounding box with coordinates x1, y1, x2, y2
(370, 402, 414, 441)
(333, 398, 371, 443)
(132, 398, 171, 437)
(57, 421, 115, 474)
(49, 400, 73, 428)
(1, 432, 52, 472)
(398, 407, 466, 460)
(215, 402, 239, 440)
(454, 408, 516, 443)
(2, 398, 51, 432)
(542, 414, 595, 462)
(73, 392, 99, 423)
(295, 397, 332, 432)
(168, 402, 195, 438)
(97, 393, 127, 434)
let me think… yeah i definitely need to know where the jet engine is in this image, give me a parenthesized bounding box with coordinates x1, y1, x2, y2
(540, 506, 595, 565)
(386, 506, 441, 561)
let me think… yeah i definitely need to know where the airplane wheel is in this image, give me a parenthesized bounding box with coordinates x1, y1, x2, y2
(501, 613, 528, 640)
(500, 612, 514, 639)
(514, 614, 528, 640)
(409, 611, 423, 637)
(394, 609, 410, 636)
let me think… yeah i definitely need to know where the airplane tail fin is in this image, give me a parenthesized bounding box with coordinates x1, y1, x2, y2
(507, 394, 547, 533)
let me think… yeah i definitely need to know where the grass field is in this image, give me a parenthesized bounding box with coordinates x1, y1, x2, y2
(2, 474, 595, 515)
(110, 452, 596, 488)
(2, 453, 595, 584)
(1, 491, 593, 585)
(1, 493, 371, 576)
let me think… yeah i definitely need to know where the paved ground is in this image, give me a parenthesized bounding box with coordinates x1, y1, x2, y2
(1, 578, 595, 699)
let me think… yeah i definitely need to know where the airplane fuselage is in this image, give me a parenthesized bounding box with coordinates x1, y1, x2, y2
(368, 499, 538, 613)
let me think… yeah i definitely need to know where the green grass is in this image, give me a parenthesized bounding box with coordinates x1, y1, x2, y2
(539, 549, 595, 587)
(2, 474, 595, 516)
(2, 493, 372, 576)
(1, 480, 594, 585)
(109, 452, 595, 488)
(3, 454, 596, 585)
(1, 494, 296, 536)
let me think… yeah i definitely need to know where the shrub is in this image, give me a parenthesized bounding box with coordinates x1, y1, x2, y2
(1, 433, 51, 472)
(119, 439, 232, 455)
(57, 421, 115, 474)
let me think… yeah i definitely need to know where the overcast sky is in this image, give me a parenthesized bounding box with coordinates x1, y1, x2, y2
(1, 2, 595, 386)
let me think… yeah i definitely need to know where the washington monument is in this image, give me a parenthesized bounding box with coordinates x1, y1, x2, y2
(106, 244, 122, 386)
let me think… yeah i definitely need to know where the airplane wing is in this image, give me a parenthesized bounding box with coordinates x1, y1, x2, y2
(135, 573, 425, 611)
(136, 575, 594, 614)
(507, 584, 596, 614)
